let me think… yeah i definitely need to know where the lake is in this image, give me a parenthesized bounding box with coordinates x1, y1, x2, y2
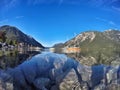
(0, 49, 120, 90)
(0, 49, 40, 69)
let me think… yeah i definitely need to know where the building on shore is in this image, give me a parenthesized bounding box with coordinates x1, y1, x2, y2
(62, 47, 81, 53)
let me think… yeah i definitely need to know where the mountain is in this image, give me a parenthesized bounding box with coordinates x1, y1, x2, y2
(53, 43, 64, 48)
(64, 30, 120, 47)
(55, 29, 120, 65)
(0, 25, 44, 48)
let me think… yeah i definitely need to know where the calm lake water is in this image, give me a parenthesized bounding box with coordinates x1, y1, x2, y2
(0, 50, 40, 69)
(0, 49, 120, 90)
(0, 48, 80, 69)
(12, 49, 116, 90)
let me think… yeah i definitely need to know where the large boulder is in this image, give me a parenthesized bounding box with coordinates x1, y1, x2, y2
(105, 83, 120, 90)
(49, 68, 63, 81)
(56, 68, 81, 90)
(105, 66, 118, 84)
(20, 61, 37, 84)
(33, 78, 50, 90)
(93, 82, 106, 90)
(90, 65, 104, 87)
(50, 85, 58, 90)
(0, 70, 13, 90)
(13, 67, 33, 90)
(2, 53, 120, 90)
(77, 64, 92, 81)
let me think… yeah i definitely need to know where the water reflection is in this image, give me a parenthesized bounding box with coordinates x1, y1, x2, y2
(49, 47, 81, 63)
(49, 47, 80, 54)
(0, 50, 40, 69)
(12, 53, 79, 90)
(7, 52, 120, 90)
(51, 47, 120, 66)
(0, 48, 120, 90)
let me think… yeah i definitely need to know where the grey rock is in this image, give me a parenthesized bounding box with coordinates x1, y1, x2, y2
(1, 53, 120, 90)
(13, 67, 31, 90)
(49, 68, 63, 81)
(93, 83, 106, 90)
(77, 64, 92, 81)
(90, 65, 104, 87)
(20, 61, 37, 84)
(50, 85, 58, 90)
(106, 83, 120, 90)
(0, 71, 13, 90)
(56, 68, 81, 90)
(33, 78, 50, 89)
(5, 82, 13, 90)
(105, 66, 118, 84)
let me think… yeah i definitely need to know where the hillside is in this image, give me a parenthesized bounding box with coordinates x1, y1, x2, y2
(0, 25, 44, 48)
(55, 30, 120, 65)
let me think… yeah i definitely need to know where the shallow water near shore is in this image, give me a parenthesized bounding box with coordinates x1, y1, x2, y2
(4, 50, 120, 89)
(0, 50, 120, 90)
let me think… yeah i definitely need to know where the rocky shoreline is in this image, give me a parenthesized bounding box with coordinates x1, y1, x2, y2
(0, 53, 120, 90)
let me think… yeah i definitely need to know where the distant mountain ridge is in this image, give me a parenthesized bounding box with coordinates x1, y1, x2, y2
(54, 29, 120, 65)
(64, 30, 120, 47)
(0, 25, 44, 48)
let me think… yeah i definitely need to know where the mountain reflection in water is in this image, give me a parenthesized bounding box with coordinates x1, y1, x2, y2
(4, 52, 120, 90)
(0, 50, 40, 69)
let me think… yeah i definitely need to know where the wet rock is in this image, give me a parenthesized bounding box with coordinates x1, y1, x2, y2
(93, 82, 106, 90)
(53, 57, 65, 69)
(50, 85, 58, 90)
(106, 83, 120, 90)
(0, 78, 13, 90)
(62, 58, 77, 72)
(6, 82, 13, 90)
(36, 57, 53, 77)
(49, 68, 63, 81)
(20, 61, 37, 84)
(0, 71, 13, 90)
(3, 53, 120, 90)
(56, 68, 81, 90)
(80, 81, 89, 90)
(105, 66, 118, 84)
(33, 78, 50, 90)
(90, 65, 104, 87)
(13, 67, 31, 90)
(0, 78, 5, 90)
(77, 64, 92, 81)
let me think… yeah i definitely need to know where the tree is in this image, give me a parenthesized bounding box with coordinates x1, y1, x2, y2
(9, 40, 13, 45)
(0, 31, 6, 42)
(97, 51, 102, 64)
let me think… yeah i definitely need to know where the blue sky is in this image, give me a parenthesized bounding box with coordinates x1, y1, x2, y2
(0, 0, 120, 46)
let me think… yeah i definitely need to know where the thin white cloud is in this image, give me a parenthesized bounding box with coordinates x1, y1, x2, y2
(89, 0, 118, 6)
(0, 19, 8, 24)
(27, 0, 82, 5)
(27, 0, 52, 5)
(109, 21, 116, 26)
(88, 0, 120, 13)
(33, 0, 45, 5)
(15, 16, 24, 19)
(96, 17, 117, 26)
(6, 0, 18, 8)
(112, 6, 120, 12)
(59, 0, 64, 5)
(1, 0, 120, 8)
(96, 17, 107, 22)
(0, 15, 24, 24)
(0, 0, 19, 12)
